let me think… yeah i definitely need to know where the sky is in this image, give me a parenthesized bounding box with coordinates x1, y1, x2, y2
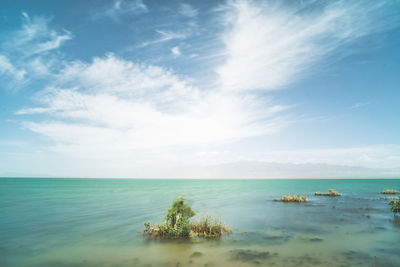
(0, 0, 400, 178)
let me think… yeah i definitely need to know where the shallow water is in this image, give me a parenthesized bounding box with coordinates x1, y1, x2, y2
(1, 178, 399, 266)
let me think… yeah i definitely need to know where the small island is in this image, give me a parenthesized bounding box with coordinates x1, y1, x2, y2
(143, 196, 232, 239)
(315, 188, 341, 197)
(381, 189, 399, 195)
(274, 195, 308, 203)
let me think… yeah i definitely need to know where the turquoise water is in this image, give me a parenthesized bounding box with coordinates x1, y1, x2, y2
(1, 178, 399, 266)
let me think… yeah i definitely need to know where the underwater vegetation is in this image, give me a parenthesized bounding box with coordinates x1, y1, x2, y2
(274, 195, 308, 202)
(309, 237, 324, 242)
(381, 189, 399, 194)
(315, 188, 341, 196)
(143, 196, 231, 239)
(190, 251, 203, 258)
(229, 249, 278, 263)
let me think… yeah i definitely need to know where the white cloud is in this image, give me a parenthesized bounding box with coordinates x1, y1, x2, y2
(188, 161, 400, 179)
(351, 102, 370, 109)
(94, 0, 148, 22)
(10, 12, 71, 56)
(11, 1, 400, 178)
(179, 3, 198, 18)
(140, 30, 188, 47)
(171, 46, 181, 56)
(255, 144, 400, 170)
(113, 0, 147, 12)
(33, 31, 71, 54)
(0, 12, 71, 90)
(217, 0, 400, 91)
(0, 55, 26, 81)
(18, 54, 289, 156)
(4, 144, 399, 178)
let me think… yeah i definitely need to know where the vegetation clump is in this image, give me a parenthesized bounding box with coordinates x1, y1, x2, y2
(143, 196, 231, 239)
(315, 188, 341, 197)
(143, 196, 195, 239)
(274, 195, 307, 202)
(390, 198, 400, 217)
(191, 215, 232, 238)
(381, 189, 399, 195)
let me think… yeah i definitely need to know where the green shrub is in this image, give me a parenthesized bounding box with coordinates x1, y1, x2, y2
(143, 196, 195, 239)
(143, 196, 231, 239)
(165, 196, 195, 229)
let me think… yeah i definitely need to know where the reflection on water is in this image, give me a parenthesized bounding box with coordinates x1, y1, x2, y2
(0, 178, 399, 266)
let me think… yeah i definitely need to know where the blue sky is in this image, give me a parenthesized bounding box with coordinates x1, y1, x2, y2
(1, 0, 400, 178)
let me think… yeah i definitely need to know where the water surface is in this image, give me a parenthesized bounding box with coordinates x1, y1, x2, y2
(1, 178, 399, 266)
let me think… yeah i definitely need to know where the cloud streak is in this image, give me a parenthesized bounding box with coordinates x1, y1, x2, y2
(0, 12, 71, 90)
(179, 3, 199, 18)
(217, 0, 400, 91)
(351, 102, 370, 109)
(9, 12, 72, 56)
(140, 30, 188, 47)
(92, 0, 148, 22)
(0, 55, 26, 83)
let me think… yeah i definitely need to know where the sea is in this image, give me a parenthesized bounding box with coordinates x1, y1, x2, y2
(1, 178, 399, 266)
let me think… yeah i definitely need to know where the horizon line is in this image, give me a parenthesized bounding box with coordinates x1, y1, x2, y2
(1, 177, 399, 180)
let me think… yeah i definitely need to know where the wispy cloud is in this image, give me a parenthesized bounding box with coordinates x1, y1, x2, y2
(0, 55, 26, 84)
(140, 30, 188, 47)
(351, 102, 370, 109)
(0, 12, 71, 90)
(179, 3, 198, 18)
(92, 0, 148, 22)
(33, 31, 71, 54)
(216, 0, 400, 91)
(9, 12, 72, 56)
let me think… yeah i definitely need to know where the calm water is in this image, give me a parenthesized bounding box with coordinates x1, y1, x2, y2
(1, 178, 399, 267)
